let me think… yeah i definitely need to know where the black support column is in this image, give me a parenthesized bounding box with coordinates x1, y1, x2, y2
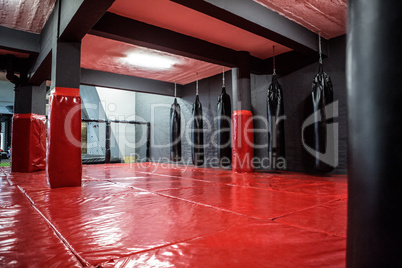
(47, 36, 82, 187)
(232, 52, 252, 112)
(231, 51, 253, 172)
(13, 83, 47, 115)
(347, 0, 402, 266)
(11, 82, 47, 172)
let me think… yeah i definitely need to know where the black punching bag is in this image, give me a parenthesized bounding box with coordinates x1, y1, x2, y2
(170, 98, 181, 162)
(192, 94, 204, 165)
(217, 86, 231, 167)
(311, 63, 334, 172)
(267, 73, 285, 167)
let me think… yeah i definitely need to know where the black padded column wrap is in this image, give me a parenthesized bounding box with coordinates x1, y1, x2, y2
(347, 0, 402, 266)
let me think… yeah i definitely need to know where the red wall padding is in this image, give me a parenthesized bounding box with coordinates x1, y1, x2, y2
(232, 110, 254, 173)
(47, 87, 82, 188)
(11, 113, 46, 172)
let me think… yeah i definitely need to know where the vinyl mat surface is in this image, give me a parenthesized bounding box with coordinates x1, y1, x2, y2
(0, 163, 347, 267)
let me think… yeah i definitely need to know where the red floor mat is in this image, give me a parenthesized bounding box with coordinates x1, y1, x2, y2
(99, 222, 346, 268)
(32, 192, 257, 264)
(0, 164, 347, 267)
(158, 185, 339, 219)
(0, 176, 82, 267)
(275, 199, 348, 237)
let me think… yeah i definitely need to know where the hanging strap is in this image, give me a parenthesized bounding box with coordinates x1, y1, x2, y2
(272, 45, 276, 75)
(174, 81, 177, 98)
(222, 67, 225, 87)
(196, 72, 199, 95)
(318, 32, 324, 73)
(318, 32, 323, 65)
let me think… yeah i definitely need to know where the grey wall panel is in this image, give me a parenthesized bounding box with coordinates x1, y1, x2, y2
(135, 36, 346, 173)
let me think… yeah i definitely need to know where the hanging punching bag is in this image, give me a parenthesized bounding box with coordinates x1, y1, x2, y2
(311, 63, 334, 172)
(170, 97, 181, 162)
(217, 86, 231, 167)
(267, 73, 285, 167)
(192, 94, 204, 166)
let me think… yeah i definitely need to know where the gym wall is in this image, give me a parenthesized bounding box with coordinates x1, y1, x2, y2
(252, 35, 347, 173)
(134, 35, 347, 173)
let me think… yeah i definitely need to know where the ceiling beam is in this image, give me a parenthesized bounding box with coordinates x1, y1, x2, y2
(0, 26, 40, 54)
(28, 0, 116, 85)
(28, 9, 55, 85)
(171, 0, 327, 56)
(59, 0, 116, 41)
(266, 51, 319, 77)
(0, 55, 5, 70)
(81, 68, 183, 97)
(0, 55, 31, 74)
(90, 12, 267, 74)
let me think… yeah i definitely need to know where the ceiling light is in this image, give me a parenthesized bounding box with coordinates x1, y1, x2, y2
(125, 53, 176, 69)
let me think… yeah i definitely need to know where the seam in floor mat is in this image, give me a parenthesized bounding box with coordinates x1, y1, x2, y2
(154, 190, 263, 220)
(270, 198, 343, 221)
(94, 220, 264, 267)
(17, 185, 90, 267)
(273, 220, 347, 238)
(134, 170, 347, 198)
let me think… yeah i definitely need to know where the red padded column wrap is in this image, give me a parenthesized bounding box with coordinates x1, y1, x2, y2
(47, 87, 82, 188)
(11, 114, 46, 172)
(232, 110, 254, 172)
